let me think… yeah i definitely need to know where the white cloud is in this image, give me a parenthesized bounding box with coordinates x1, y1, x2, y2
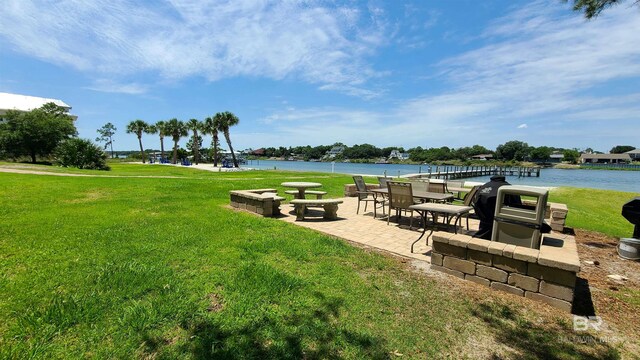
(0, 0, 385, 96)
(85, 79, 148, 95)
(251, 3, 640, 149)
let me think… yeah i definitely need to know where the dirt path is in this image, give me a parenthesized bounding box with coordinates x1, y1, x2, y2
(574, 230, 640, 338)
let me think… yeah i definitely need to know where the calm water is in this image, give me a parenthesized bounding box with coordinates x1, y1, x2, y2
(244, 160, 640, 193)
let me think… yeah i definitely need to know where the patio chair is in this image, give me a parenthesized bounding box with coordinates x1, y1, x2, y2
(428, 181, 446, 194)
(377, 176, 393, 190)
(353, 175, 386, 218)
(446, 180, 465, 200)
(387, 181, 418, 228)
(460, 185, 481, 229)
(409, 179, 429, 192)
(407, 180, 430, 203)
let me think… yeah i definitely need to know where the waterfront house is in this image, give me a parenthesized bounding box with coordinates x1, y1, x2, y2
(471, 154, 493, 161)
(624, 148, 640, 161)
(388, 150, 410, 161)
(549, 152, 564, 163)
(249, 148, 266, 156)
(579, 153, 631, 164)
(325, 146, 345, 159)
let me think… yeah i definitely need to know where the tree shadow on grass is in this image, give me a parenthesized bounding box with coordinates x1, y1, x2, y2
(471, 302, 619, 360)
(144, 292, 390, 359)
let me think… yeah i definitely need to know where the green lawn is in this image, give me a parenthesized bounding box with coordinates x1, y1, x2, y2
(0, 163, 628, 359)
(549, 187, 637, 238)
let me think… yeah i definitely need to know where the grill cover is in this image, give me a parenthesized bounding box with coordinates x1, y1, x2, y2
(621, 197, 640, 238)
(472, 175, 522, 240)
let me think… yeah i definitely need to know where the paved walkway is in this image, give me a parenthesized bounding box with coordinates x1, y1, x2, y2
(278, 196, 481, 262)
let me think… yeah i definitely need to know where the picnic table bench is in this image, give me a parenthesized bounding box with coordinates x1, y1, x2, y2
(284, 190, 328, 199)
(290, 199, 343, 220)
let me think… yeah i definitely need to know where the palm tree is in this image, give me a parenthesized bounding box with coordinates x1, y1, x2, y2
(214, 111, 240, 167)
(164, 118, 188, 164)
(186, 118, 203, 165)
(150, 120, 168, 161)
(203, 115, 221, 167)
(126, 119, 150, 163)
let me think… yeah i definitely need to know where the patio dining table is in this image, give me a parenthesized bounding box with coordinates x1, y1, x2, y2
(370, 188, 454, 203)
(407, 203, 474, 253)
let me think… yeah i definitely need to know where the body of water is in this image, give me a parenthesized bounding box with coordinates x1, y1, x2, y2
(244, 160, 640, 193)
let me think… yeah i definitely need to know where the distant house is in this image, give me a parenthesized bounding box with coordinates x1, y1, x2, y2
(549, 152, 564, 163)
(325, 146, 345, 158)
(471, 154, 493, 161)
(250, 148, 266, 156)
(388, 150, 410, 160)
(0, 92, 77, 120)
(624, 149, 640, 161)
(579, 153, 631, 164)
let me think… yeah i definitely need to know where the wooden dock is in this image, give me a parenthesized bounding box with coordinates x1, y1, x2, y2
(401, 165, 541, 180)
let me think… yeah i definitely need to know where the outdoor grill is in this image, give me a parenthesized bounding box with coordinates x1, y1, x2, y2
(472, 175, 522, 240)
(621, 197, 640, 239)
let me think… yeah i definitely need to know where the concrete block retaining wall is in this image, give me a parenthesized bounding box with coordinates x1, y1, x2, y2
(430, 231, 580, 312)
(229, 188, 285, 217)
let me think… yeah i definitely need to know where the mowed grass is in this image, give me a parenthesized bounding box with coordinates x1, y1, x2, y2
(549, 187, 638, 238)
(0, 163, 624, 359)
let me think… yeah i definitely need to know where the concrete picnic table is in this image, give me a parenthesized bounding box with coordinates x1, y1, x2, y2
(281, 181, 322, 199)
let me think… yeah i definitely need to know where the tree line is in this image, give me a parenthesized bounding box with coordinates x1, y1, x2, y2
(118, 111, 241, 167)
(254, 140, 636, 164)
(0, 103, 244, 170)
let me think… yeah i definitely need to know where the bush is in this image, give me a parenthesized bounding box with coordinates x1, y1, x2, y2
(54, 138, 110, 170)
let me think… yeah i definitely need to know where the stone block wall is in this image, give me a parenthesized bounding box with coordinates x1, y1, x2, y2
(229, 189, 285, 217)
(549, 203, 568, 232)
(522, 200, 569, 233)
(344, 183, 381, 197)
(430, 232, 580, 312)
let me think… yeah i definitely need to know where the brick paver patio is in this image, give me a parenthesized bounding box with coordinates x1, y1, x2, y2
(278, 196, 480, 262)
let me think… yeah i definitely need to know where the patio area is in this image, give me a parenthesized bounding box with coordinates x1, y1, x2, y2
(272, 193, 582, 313)
(277, 196, 481, 262)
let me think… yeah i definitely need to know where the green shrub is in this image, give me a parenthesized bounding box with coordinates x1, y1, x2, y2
(54, 138, 110, 170)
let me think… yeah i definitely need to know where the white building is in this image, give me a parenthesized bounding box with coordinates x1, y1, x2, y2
(325, 146, 345, 159)
(0, 92, 77, 120)
(579, 153, 631, 164)
(471, 154, 493, 161)
(388, 149, 410, 160)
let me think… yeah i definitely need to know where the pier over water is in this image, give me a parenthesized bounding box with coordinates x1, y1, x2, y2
(400, 165, 541, 180)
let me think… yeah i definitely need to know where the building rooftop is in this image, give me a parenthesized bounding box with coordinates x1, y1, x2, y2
(0, 92, 71, 112)
(580, 153, 631, 159)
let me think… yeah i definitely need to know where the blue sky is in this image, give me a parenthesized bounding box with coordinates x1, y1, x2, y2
(1, 0, 639, 152)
